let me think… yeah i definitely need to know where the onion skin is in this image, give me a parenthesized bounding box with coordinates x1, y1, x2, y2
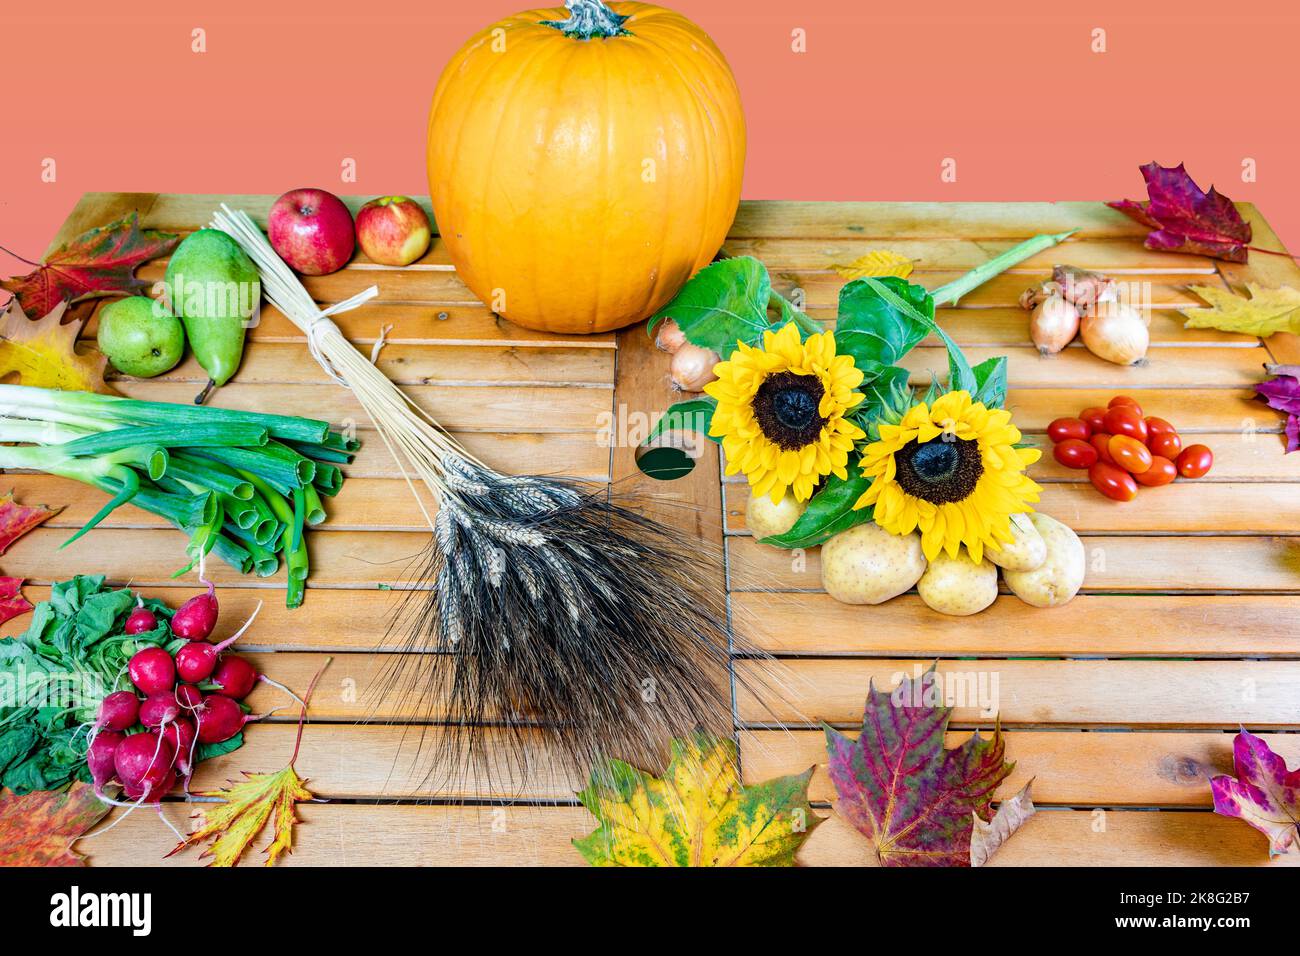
(670, 343, 719, 392)
(655, 319, 687, 354)
(1030, 295, 1080, 355)
(1080, 304, 1149, 366)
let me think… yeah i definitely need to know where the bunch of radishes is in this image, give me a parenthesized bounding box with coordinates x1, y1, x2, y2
(655, 318, 719, 392)
(87, 583, 272, 805)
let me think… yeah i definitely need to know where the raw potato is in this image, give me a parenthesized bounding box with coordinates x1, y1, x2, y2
(1002, 513, 1085, 608)
(746, 493, 806, 540)
(987, 513, 1048, 572)
(918, 553, 998, 616)
(820, 523, 926, 605)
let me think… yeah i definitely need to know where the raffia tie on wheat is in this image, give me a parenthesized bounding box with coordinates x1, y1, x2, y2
(211, 205, 755, 791)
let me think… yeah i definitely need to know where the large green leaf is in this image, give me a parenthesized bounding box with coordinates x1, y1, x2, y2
(834, 276, 934, 381)
(643, 397, 718, 446)
(761, 471, 874, 549)
(971, 356, 1008, 409)
(648, 257, 774, 354)
(849, 276, 976, 396)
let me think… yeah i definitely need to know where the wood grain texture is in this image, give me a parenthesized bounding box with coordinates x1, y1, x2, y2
(24, 193, 1300, 869)
(83, 803, 1294, 867)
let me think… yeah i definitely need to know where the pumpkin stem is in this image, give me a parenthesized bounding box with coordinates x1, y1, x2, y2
(540, 0, 631, 39)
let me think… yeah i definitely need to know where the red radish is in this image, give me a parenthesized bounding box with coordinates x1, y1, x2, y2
(196, 694, 265, 744)
(97, 691, 141, 732)
(87, 731, 125, 792)
(113, 732, 176, 797)
(170, 581, 219, 641)
(211, 656, 258, 700)
(174, 683, 203, 709)
(175, 598, 265, 683)
(128, 646, 175, 695)
(162, 718, 198, 775)
(123, 606, 159, 635)
(139, 693, 182, 729)
(123, 770, 176, 803)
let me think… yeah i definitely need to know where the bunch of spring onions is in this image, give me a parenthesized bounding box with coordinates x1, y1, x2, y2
(0, 384, 358, 608)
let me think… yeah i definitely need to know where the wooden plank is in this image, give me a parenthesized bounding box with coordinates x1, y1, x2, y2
(731, 592, 1300, 658)
(82, 803, 1293, 867)
(108, 381, 610, 433)
(191, 724, 585, 801)
(83, 300, 618, 349)
(191, 723, 1298, 808)
(727, 534, 1300, 593)
(741, 729, 1300, 807)
(121, 342, 616, 388)
(917, 307, 1256, 348)
(725, 482, 1300, 535)
(721, 236, 1219, 274)
(734, 658, 1300, 728)
(901, 345, 1270, 389)
(981, 389, 1277, 433)
(727, 201, 1150, 240)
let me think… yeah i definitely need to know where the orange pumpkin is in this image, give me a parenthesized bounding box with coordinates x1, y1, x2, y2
(427, 1, 746, 334)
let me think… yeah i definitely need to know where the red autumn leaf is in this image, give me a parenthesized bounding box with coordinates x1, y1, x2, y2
(1, 213, 180, 318)
(0, 783, 110, 866)
(824, 666, 1014, 867)
(1108, 162, 1252, 262)
(0, 490, 60, 556)
(1210, 729, 1300, 858)
(0, 491, 63, 625)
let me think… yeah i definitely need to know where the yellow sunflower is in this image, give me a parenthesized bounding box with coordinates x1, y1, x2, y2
(851, 390, 1042, 563)
(704, 322, 865, 504)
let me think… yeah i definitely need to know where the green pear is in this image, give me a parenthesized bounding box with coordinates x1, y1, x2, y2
(97, 296, 185, 378)
(164, 229, 259, 400)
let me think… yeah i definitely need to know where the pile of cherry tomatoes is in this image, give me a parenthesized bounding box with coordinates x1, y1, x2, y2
(1047, 396, 1213, 502)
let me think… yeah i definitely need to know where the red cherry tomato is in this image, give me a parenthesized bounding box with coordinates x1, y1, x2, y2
(1089, 462, 1138, 502)
(1054, 438, 1098, 470)
(1134, 456, 1178, 487)
(1080, 406, 1109, 433)
(1176, 444, 1214, 478)
(1145, 416, 1177, 438)
(1147, 431, 1183, 460)
(1108, 395, 1144, 416)
(1109, 434, 1152, 474)
(1047, 417, 1091, 443)
(1090, 433, 1117, 465)
(1103, 406, 1149, 443)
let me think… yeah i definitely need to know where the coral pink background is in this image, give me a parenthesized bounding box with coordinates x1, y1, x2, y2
(3, 0, 1298, 260)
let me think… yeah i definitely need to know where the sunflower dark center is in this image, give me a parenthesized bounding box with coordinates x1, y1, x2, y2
(753, 371, 827, 450)
(895, 436, 983, 504)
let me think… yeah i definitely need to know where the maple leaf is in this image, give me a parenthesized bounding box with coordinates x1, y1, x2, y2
(0, 782, 110, 866)
(573, 732, 821, 866)
(970, 781, 1036, 866)
(1180, 283, 1300, 338)
(824, 667, 1014, 867)
(832, 249, 915, 280)
(0, 299, 113, 393)
(171, 658, 326, 867)
(1108, 162, 1252, 262)
(1, 213, 179, 318)
(0, 490, 61, 556)
(1210, 728, 1300, 858)
(0, 491, 62, 625)
(1256, 364, 1300, 453)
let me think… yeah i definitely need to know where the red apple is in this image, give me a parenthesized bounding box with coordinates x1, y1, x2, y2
(268, 188, 355, 276)
(356, 196, 431, 267)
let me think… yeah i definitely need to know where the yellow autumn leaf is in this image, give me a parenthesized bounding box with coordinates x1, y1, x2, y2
(0, 299, 112, 392)
(573, 732, 820, 866)
(831, 249, 915, 280)
(175, 765, 313, 867)
(1180, 283, 1300, 338)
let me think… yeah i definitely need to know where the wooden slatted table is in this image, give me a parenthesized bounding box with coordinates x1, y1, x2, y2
(9, 192, 1300, 866)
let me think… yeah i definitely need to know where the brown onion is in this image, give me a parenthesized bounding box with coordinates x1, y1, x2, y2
(1080, 303, 1149, 366)
(1030, 294, 1080, 355)
(670, 343, 719, 391)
